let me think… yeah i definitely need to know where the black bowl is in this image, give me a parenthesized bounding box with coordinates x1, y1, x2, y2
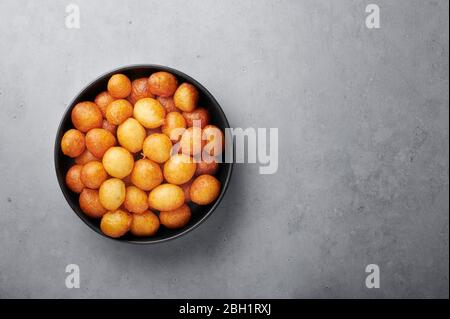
(54, 64, 233, 244)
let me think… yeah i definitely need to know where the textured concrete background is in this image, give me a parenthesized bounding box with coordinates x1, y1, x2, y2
(0, 0, 448, 298)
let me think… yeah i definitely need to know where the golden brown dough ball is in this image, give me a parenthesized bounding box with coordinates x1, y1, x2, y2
(196, 160, 219, 176)
(148, 184, 185, 211)
(102, 119, 117, 135)
(159, 204, 191, 229)
(61, 129, 85, 158)
(95, 91, 115, 117)
(105, 99, 133, 125)
(133, 98, 166, 129)
(131, 159, 163, 191)
(128, 77, 154, 105)
(182, 107, 210, 129)
(148, 72, 178, 97)
(124, 186, 148, 214)
(99, 178, 126, 211)
(157, 96, 179, 113)
(130, 211, 160, 236)
(107, 74, 132, 99)
(142, 133, 172, 164)
(80, 161, 108, 189)
(79, 188, 107, 218)
(102, 146, 134, 178)
(71, 101, 103, 132)
(180, 180, 193, 202)
(173, 83, 199, 112)
(203, 125, 224, 156)
(117, 118, 146, 153)
(100, 209, 132, 238)
(161, 111, 186, 142)
(75, 149, 99, 165)
(163, 154, 196, 185)
(190, 174, 221, 205)
(65, 164, 85, 193)
(85, 128, 116, 158)
(179, 127, 204, 156)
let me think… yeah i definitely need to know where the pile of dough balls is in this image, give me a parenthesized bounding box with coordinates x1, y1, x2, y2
(61, 71, 224, 238)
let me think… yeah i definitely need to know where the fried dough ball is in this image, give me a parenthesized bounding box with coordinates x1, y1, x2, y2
(148, 72, 178, 97)
(148, 184, 185, 211)
(85, 128, 116, 158)
(157, 96, 179, 113)
(117, 118, 146, 153)
(100, 209, 132, 238)
(75, 149, 99, 165)
(61, 129, 85, 157)
(190, 174, 221, 205)
(179, 127, 205, 156)
(95, 91, 115, 117)
(203, 125, 224, 156)
(71, 102, 103, 132)
(99, 178, 126, 211)
(133, 98, 166, 129)
(128, 77, 154, 105)
(173, 83, 199, 112)
(124, 186, 148, 214)
(142, 133, 172, 164)
(79, 188, 107, 218)
(196, 160, 219, 176)
(102, 147, 134, 178)
(105, 99, 133, 125)
(107, 74, 132, 99)
(102, 119, 117, 135)
(65, 164, 85, 193)
(131, 159, 163, 191)
(159, 204, 191, 229)
(180, 180, 193, 202)
(163, 154, 196, 185)
(162, 111, 186, 142)
(183, 107, 210, 128)
(130, 211, 160, 236)
(80, 161, 108, 189)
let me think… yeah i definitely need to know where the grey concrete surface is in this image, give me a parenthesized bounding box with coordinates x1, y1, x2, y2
(0, 0, 448, 298)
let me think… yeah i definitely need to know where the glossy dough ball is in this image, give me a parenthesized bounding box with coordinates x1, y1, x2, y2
(106, 99, 133, 125)
(203, 125, 224, 156)
(95, 91, 115, 117)
(148, 72, 178, 97)
(159, 204, 191, 229)
(85, 128, 116, 158)
(182, 107, 210, 128)
(102, 119, 117, 135)
(124, 186, 148, 214)
(173, 83, 199, 112)
(131, 159, 163, 191)
(71, 101, 103, 132)
(128, 77, 154, 105)
(179, 127, 204, 156)
(61, 129, 85, 157)
(65, 164, 85, 193)
(133, 98, 166, 129)
(148, 184, 185, 211)
(99, 178, 126, 211)
(80, 161, 108, 189)
(130, 211, 160, 236)
(75, 149, 99, 165)
(162, 111, 186, 142)
(157, 96, 179, 113)
(117, 118, 146, 153)
(79, 188, 107, 218)
(102, 147, 134, 178)
(163, 154, 196, 185)
(190, 174, 221, 205)
(100, 209, 132, 238)
(142, 133, 172, 164)
(107, 74, 132, 99)
(196, 160, 219, 176)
